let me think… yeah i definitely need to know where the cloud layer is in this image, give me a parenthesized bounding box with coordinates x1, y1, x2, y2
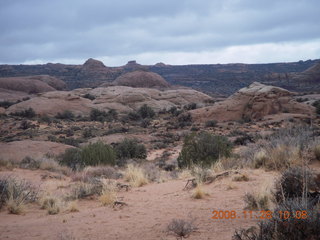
(1, 0, 319, 65)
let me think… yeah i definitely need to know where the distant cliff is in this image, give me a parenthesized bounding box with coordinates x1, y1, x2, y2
(0, 59, 319, 95)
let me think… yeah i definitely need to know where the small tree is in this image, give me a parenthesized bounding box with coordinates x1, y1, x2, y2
(178, 132, 232, 168)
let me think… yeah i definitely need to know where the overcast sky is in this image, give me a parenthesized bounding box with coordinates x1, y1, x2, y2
(0, 0, 319, 66)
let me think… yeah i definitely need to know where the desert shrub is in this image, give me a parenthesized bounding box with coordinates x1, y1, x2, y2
(68, 182, 101, 200)
(233, 198, 320, 240)
(81, 142, 116, 166)
(138, 104, 155, 119)
(11, 107, 36, 118)
(82, 93, 95, 100)
(20, 156, 41, 169)
(242, 126, 316, 170)
(82, 128, 94, 138)
(127, 111, 141, 121)
(178, 132, 233, 168)
(167, 218, 197, 239)
(19, 120, 35, 130)
(140, 118, 151, 128)
(59, 148, 83, 170)
(0, 176, 38, 212)
(115, 138, 147, 160)
(205, 120, 217, 128)
(104, 127, 128, 135)
(312, 100, 320, 114)
(0, 100, 15, 109)
(234, 134, 254, 146)
(184, 102, 197, 110)
(90, 109, 117, 122)
(38, 115, 53, 124)
(274, 166, 318, 203)
(55, 110, 74, 120)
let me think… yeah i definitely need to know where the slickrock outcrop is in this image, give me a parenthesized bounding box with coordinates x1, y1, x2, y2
(6, 86, 212, 116)
(0, 75, 66, 93)
(191, 82, 314, 122)
(0, 140, 74, 162)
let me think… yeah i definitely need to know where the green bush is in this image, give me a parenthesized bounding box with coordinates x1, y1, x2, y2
(178, 132, 232, 168)
(12, 108, 36, 118)
(59, 142, 116, 169)
(138, 104, 155, 119)
(81, 142, 116, 166)
(55, 110, 74, 120)
(115, 138, 147, 159)
(312, 100, 320, 114)
(184, 102, 197, 110)
(90, 109, 117, 122)
(205, 120, 217, 128)
(59, 148, 83, 170)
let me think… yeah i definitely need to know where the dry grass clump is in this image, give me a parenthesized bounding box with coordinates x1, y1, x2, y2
(67, 201, 79, 212)
(67, 181, 103, 200)
(99, 180, 117, 206)
(252, 149, 268, 168)
(71, 166, 121, 182)
(0, 176, 38, 214)
(244, 182, 274, 210)
(40, 196, 61, 215)
(123, 164, 148, 187)
(192, 184, 207, 199)
(178, 169, 193, 180)
(99, 190, 117, 206)
(242, 126, 318, 170)
(233, 173, 250, 182)
(19, 156, 71, 175)
(167, 218, 198, 239)
(190, 165, 213, 184)
(6, 197, 25, 214)
(0, 159, 16, 170)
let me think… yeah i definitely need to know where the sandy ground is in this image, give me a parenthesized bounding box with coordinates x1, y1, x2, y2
(0, 168, 276, 240)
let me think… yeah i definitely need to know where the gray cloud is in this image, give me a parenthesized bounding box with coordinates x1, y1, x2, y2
(0, 0, 319, 65)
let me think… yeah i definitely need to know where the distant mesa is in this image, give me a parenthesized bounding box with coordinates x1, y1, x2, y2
(111, 70, 170, 89)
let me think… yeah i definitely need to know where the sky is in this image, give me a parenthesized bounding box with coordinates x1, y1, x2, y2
(0, 0, 319, 66)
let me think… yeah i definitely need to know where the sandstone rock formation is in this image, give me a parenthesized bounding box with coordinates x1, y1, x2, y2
(6, 86, 212, 116)
(0, 75, 66, 94)
(0, 140, 73, 162)
(6, 91, 93, 116)
(191, 82, 314, 122)
(112, 71, 170, 89)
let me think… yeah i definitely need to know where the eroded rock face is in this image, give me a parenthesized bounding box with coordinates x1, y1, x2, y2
(0, 140, 73, 162)
(0, 75, 66, 94)
(112, 71, 170, 89)
(6, 86, 212, 116)
(191, 82, 314, 122)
